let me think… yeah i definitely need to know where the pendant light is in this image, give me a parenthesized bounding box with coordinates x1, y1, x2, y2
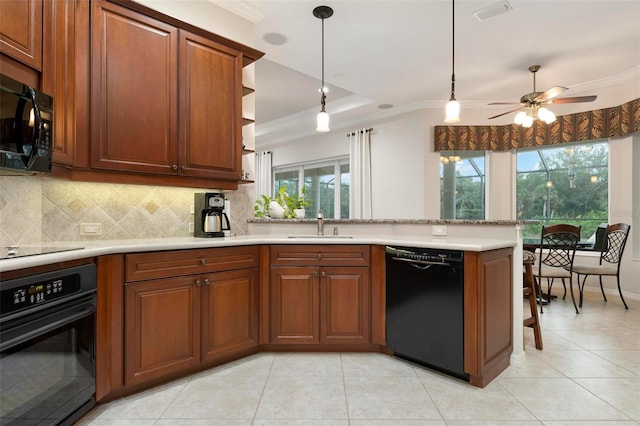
(444, 0, 461, 123)
(313, 5, 333, 132)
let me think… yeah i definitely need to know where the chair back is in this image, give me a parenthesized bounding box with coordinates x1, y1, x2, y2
(539, 224, 581, 268)
(601, 223, 630, 266)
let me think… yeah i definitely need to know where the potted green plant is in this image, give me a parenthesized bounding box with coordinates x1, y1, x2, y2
(254, 185, 310, 219)
(253, 194, 273, 218)
(286, 186, 311, 218)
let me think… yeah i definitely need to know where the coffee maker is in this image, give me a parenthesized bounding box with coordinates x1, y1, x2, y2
(194, 193, 230, 238)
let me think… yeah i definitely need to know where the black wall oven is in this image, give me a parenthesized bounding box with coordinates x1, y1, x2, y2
(0, 73, 53, 174)
(0, 263, 97, 425)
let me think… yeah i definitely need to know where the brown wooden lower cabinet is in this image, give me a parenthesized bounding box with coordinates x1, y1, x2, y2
(201, 268, 259, 362)
(124, 267, 258, 386)
(98, 243, 511, 400)
(270, 265, 370, 345)
(463, 247, 513, 387)
(125, 275, 200, 386)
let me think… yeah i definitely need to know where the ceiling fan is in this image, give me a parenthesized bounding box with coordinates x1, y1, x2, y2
(488, 65, 597, 126)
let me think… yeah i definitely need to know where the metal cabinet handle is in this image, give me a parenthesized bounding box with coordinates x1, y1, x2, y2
(204, 278, 210, 285)
(313, 271, 319, 277)
(181, 165, 186, 171)
(317, 253, 322, 260)
(172, 164, 178, 170)
(321, 270, 326, 277)
(195, 279, 201, 286)
(201, 258, 206, 265)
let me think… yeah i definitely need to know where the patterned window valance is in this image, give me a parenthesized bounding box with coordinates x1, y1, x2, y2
(434, 98, 640, 151)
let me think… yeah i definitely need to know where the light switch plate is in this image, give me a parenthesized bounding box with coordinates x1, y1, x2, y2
(432, 225, 448, 236)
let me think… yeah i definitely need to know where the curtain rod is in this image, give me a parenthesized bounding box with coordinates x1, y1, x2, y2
(346, 128, 374, 137)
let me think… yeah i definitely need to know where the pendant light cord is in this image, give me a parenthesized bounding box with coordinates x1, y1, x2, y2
(320, 15, 326, 110)
(321, 16, 325, 90)
(450, 0, 456, 100)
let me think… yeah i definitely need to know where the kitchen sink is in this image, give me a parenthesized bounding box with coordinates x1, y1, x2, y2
(287, 235, 353, 239)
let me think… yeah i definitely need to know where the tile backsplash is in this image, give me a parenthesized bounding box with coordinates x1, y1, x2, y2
(0, 176, 254, 245)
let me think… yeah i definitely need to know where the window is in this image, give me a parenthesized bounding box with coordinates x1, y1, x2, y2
(273, 158, 349, 219)
(440, 151, 485, 219)
(516, 141, 608, 241)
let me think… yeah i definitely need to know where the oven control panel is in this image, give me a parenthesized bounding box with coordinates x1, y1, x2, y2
(1, 275, 80, 315)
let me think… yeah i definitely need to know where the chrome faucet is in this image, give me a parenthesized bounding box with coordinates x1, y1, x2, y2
(317, 210, 324, 236)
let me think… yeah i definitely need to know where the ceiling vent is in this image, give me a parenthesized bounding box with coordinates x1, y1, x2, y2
(473, 0, 512, 21)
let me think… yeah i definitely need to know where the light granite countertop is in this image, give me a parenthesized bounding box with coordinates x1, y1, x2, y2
(0, 233, 517, 272)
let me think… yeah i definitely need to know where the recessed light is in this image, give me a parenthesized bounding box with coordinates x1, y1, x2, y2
(473, 0, 512, 21)
(262, 32, 288, 45)
(378, 104, 393, 110)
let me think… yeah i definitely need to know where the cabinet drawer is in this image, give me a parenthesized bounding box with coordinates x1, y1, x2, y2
(126, 246, 259, 282)
(270, 245, 370, 267)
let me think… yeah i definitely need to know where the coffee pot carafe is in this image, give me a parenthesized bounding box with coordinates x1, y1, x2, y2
(194, 193, 230, 238)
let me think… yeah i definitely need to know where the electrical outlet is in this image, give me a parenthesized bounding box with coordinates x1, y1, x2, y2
(190, 205, 194, 215)
(432, 225, 448, 236)
(80, 223, 102, 236)
(189, 222, 194, 233)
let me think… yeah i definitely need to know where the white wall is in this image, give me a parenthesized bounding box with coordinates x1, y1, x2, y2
(264, 78, 640, 299)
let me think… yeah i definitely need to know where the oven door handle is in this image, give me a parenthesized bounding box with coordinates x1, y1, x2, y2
(0, 299, 95, 352)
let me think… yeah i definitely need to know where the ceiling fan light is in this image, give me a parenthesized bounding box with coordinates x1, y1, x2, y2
(538, 107, 556, 124)
(514, 111, 527, 125)
(522, 114, 534, 127)
(444, 99, 461, 123)
(316, 110, 330, 132)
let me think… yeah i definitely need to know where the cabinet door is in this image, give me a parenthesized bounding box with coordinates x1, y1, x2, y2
(178, 30, 242, 180)
(321, 266, 370, 344)
(270, 267, 319, 344)
(464, 248, 513, 388)
(125, 276, 200, 386)
(0, 0, 43, 70)
(201, 268, 259, 363)
(46, 0, 90, 167)
(91, 0, 178, 174)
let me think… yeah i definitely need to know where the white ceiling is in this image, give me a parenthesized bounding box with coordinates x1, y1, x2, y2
(216, 0, 640, 147)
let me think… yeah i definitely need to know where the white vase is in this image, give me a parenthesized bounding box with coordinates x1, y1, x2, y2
(294, 208, 305, 219)
(268, 201, 285, 219)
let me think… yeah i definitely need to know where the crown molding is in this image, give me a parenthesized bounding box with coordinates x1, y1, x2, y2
(206, 0, 264, 23)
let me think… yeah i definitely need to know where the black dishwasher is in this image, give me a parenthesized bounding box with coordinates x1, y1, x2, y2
(385, 246, 468, 381)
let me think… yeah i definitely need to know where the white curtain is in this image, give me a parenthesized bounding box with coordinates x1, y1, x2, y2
(349, 129, 372, 219)
(255, 151, 272, 198)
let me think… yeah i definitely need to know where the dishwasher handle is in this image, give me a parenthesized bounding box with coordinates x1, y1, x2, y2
(391, 256, 454, 269)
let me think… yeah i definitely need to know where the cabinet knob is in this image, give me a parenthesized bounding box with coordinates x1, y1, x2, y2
(317, 253, 322, 260)
(313, 271, 319, 277)
(195, 279, 201, 286)
(181, 165, 186, 171)
(321, 270, 326, 277)
(172, 164, 178, 170)
(204, 278, 210, 286)
(201, 258, 206, 265)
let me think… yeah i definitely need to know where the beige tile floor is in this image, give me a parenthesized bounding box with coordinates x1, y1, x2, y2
(78, 289, 640, 425)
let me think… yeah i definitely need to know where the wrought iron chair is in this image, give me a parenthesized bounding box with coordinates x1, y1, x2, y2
(534, 224, 581, 314)
(569, 223, 631, 309)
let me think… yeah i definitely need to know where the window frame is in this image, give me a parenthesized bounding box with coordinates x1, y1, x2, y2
(273, 156, 349, 219)
(515, 140, 609, 242)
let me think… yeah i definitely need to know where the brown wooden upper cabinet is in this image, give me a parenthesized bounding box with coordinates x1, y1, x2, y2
(0, 0, 43, 71)
(90, 0, 260, 182)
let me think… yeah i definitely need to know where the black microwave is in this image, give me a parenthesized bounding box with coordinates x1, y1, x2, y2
(0, 73, 53, 174)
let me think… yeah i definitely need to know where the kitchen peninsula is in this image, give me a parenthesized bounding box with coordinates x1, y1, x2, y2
(1, 219, 524, 402)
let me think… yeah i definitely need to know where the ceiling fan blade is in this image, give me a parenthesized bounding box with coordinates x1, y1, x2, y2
(488, 102, 522, 105)
(549, 95, 598, 104)
(488, 106, 525, 120)
(533, 86, 568, 103)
